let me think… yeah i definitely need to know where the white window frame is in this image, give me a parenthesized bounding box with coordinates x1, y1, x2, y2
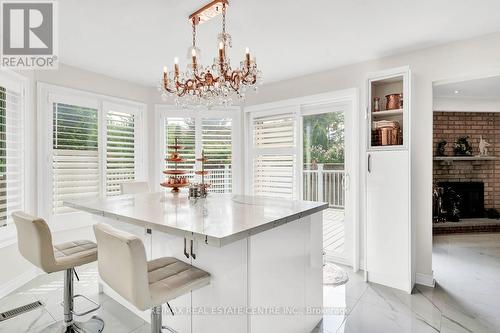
(37, 83, 147, 230)
(154, 105, 242, 194)
(0, 70, 31, 248)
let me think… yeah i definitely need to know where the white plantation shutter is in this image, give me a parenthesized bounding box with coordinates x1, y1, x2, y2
(0, 84, 24, 226)
(251, 112, 297, 199)
(106, 111, 136, 196)
(165, 117, 196, 180)
(202, 117, 232, 193)
(253, 113, 295, 148)
(52, 103, 99, 214)
(253, 155, 295, 198)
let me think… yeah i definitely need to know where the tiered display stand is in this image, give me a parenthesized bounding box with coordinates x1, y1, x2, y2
(161, 138, 189, 193)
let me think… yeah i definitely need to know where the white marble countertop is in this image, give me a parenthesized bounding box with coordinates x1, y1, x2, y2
(64, 192, 328, 247)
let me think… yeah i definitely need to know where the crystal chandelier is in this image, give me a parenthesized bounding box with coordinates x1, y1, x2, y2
(159, 0, 262, 108)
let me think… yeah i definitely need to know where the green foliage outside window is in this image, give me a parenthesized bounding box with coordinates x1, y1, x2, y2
(303, 112, 344, 167)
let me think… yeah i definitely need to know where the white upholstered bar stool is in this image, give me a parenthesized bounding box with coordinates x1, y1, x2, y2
(120, 181, 150, 195)
(12, 212, 104, 333)
(93, 223, 210, 333)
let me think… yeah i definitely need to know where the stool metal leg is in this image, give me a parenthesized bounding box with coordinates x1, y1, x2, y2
(151, 306, 162, 333)
(151, 305, 178, 333)
(40, 269, 104, 333)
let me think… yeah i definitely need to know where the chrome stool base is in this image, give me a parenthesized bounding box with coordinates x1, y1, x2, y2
(41, 269, 105, 333)
(39, 316, 104, 333)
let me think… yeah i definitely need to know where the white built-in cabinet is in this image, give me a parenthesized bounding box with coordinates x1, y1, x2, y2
(365, 66, 414, 293)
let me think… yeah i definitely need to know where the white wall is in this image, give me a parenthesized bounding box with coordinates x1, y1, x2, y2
(245, 31, 500, 279)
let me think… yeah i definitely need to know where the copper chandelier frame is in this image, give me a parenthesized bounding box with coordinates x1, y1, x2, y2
(160, 0, 261, 107)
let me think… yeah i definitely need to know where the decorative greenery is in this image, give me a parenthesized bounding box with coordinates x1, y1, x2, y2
(303, 112, 344, 166)
(453, 136, 472, 156)
(437, 139, 447, 156)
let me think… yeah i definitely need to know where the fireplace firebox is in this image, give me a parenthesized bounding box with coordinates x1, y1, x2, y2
(438, 182, 484, 218)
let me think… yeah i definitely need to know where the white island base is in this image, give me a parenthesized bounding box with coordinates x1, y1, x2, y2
(95, 212, 323, 333)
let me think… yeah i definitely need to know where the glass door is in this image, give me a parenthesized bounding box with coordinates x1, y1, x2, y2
(302, 102, 353, 265)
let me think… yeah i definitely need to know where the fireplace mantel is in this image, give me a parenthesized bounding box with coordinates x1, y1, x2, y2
(434, 156, 497, 162)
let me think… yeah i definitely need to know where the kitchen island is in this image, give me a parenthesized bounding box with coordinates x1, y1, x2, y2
(65, 193, 327, 333)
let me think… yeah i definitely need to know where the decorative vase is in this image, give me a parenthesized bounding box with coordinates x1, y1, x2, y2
(373, 97, 381, 112)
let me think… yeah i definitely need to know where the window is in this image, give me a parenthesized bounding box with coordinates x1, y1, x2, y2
(52, 103, 99, 214)
(165, 117, 196, 180)
(250, 112, 298, 199)
(40, 84, 146, 220)
(159, 108, 240, 194)
(106, 110, 136, 196)
(0, 79, 24, 227)
(202, 118, 232, 193)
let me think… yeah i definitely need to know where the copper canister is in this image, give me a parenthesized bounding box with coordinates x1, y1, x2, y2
(386, 94, 401, 110)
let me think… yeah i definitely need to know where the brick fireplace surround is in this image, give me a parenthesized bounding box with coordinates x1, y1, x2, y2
(433, 111, 500, 210)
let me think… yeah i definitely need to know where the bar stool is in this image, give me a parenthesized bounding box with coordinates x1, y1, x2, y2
(12, 211, 104, 333)
(120, 181, 150, 195)
(93, 223, 210, 333)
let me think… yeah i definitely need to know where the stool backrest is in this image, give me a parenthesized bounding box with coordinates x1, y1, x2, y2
(12, 211, 56, 272)
(93, 223, 151, 310)
(120, 181, 150, 195)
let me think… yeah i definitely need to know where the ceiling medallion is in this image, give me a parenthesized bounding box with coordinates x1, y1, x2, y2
(159, 0, 262, 108)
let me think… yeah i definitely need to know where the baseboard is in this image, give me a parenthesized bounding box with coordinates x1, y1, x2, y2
(415, 272, 435, 288)
(0, 268, 40, 299)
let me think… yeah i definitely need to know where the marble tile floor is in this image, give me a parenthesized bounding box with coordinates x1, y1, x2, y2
(1, 232, 500, 332)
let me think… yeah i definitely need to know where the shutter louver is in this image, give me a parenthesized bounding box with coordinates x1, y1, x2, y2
(202, 117, 232, 193)
(253, 155, 295, 198)
(106, 111, 135, 196)
(253, 113, 295, 148)
(53, 103, 99, 214)
(165, 117, 196, 179)
(0, 86, 23, 226)
(252, 112, 296, 199)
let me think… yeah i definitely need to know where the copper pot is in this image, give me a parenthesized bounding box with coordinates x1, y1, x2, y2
(386, 93, 402, 110)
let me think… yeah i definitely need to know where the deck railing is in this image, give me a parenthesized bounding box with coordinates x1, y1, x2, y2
(303, 164, 345, 209)
(205, 165, 232, 193)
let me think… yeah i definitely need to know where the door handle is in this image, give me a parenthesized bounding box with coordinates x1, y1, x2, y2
(190, 239, 196, 260)
(367, 154, 371, 173)
(184, 238, 190, 259)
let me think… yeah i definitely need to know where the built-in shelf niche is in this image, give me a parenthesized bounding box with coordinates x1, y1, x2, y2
(369, 75, 407, 149)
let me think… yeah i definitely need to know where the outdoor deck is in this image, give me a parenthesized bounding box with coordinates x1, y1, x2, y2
(323, 208, 345, 255)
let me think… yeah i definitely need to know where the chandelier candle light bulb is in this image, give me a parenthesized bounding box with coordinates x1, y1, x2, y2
(191, 48, 197, 68)
(219, 41, 225, 62)
(245, 47, 250, 66)
(174, 58, 179, 77)
(159, 0, 262, 107)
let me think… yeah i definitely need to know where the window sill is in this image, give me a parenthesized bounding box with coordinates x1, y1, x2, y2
(0, 225, 18, 249)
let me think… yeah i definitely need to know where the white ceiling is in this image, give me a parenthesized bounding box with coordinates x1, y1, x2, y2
(434, 76, 500, 100)
(59, 0, 500, 87)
